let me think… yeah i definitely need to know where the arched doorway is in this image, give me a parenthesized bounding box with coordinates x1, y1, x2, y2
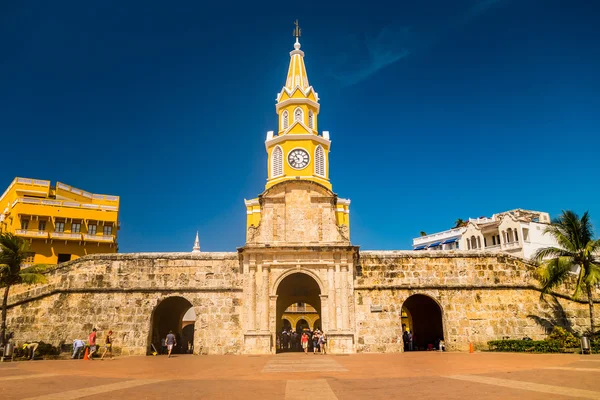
(148, 296, 194, 355)
(401, 294, 444, 351)
(275, 272, 321, 353)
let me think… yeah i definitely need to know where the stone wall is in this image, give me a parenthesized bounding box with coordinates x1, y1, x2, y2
(354, 251, 593, 352)
(6, 252, 243, 355)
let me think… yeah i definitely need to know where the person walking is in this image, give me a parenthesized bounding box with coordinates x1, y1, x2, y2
(319, 333, 327, 355)
(166, 330, 177, 358)
(100, 331, 114, 360)
(88, 328, 97, 360)
(72, 339, 85, 359)
(402, 330, 409, 352)
(301, 332, 309, 354)
(407, 331, 414, 351)
(312, 332, 320, 355)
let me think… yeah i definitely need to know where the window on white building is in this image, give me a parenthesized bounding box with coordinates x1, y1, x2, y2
(271, 146, 283, 177)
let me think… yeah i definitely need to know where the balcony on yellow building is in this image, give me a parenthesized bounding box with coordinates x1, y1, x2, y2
(50, 232, 83, 241)
(14, 229, 49, 239)
(83, 234, 115, 243)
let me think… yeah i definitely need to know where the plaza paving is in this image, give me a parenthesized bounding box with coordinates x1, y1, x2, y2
(1, 352, 600, 399)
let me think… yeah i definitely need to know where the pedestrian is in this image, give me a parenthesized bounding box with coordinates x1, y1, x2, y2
(88, 328, 97, 360)
(22, 342, 39, 360)
(407, 331, 414, 351)
(301, 332, 309, 354)
(72, 339, 85, 359)
(100, 330, 114, 360)
(166, 330, 177, 358)
(319, 333, 327, 355)
(312, 332, 320, 354)
(161, 337, 167, 355)
(402, 331, 409, 351)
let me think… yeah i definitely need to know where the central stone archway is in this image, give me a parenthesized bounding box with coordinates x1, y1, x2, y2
(275, 272, 322, 352)
(401, 294, 444, 351)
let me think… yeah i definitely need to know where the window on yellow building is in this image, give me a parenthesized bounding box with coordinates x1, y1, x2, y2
(282, 110, 289, 130)
(308, 111, 314, 129)
(21, 219, 29, 230)
(103, 225, 113, 236)
(24, 253, 35, 263)
(315, 145, 325, 177)
(294, 107, 303, 123)
(88, 224, 97, 235)
(71, 222, 81, 233)
(38, 220, 46, 231)
(55, 221, 65, 232)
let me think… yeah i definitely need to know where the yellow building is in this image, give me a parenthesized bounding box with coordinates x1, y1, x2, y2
(245, 22, 350, 236)
(0, 177, 119, 264)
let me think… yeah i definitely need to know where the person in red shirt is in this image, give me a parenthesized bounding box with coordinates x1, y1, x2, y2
(88, 328, 97, 360)
(301, 332, 309, 354)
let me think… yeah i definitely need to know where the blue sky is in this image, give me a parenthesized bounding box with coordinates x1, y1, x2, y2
(1, 0, 599, 252)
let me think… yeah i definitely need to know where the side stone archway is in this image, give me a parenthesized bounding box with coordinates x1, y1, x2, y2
(401, 294, 444, 351)
(148, 296, 194, 355)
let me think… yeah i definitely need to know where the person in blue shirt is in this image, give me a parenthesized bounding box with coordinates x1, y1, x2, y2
(72, 339, 85, 359)
(166, 331, 176, 358)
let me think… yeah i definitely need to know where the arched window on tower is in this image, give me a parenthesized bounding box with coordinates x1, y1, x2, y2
(308, 111, 314, 129)
(282, 111, 289, 130)
(271, 146, 283, 178)
(315, 145, 325, 177)
(294, 107, 303, 123)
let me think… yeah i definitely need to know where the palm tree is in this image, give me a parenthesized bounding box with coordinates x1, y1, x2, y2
(0, 233, 48, 346)
(454, 218, 465, 228)
(534, 210, 600, 335)
(419, 231, 427, 237)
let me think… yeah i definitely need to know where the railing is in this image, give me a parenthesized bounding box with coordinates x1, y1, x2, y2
(413, 228, 464, 245)
(503, 241, 522, 249)
(15, 229, 49, 238)
(485, 244, 501, 250)
(50, 232, 82, 240)
(12, 197, 118, 211)
(83, 234, 115, 243)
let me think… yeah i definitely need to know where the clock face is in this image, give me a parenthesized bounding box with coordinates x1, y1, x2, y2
(287, 148, 310, 170)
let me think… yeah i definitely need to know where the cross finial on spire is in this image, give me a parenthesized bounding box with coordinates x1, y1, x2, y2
(293, 20, 301, 39)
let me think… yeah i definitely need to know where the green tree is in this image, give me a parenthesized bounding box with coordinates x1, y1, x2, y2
(419, 231, 427, 237)
(0, 233, 49, 346)
(534, 210, 600, 335)
(454, 218, 465, 228)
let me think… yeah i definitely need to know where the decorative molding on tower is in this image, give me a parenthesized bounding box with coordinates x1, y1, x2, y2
(192, 231, 201, 253)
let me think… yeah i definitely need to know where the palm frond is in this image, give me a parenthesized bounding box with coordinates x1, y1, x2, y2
(533, 246, 572, 261)
(536, 256, 573, 293)
(584, 263, 600, 287)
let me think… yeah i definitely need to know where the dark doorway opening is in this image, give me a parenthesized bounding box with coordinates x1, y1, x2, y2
(275, 273, 321, 353)
(148, 296, 194, 355)
(401, 294, 444, 351)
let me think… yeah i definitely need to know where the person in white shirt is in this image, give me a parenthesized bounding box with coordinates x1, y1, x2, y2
(72, 339, 85, 359)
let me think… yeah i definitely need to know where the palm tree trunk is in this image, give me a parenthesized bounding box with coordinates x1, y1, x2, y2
(587, 285, 595, 336)
(1, 285, 9, 347)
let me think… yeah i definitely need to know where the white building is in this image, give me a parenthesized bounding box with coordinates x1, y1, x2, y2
(412, 209, 558, 259)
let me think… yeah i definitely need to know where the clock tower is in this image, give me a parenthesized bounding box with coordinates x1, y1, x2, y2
(264, 23, 331, 190)
(244, 22, 350, 244)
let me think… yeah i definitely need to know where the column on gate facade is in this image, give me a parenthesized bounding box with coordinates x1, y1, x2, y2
(260, 264, 270, 331)
(340, 263, 349, 330)
(248, 264, 256, 331)
(328, 265, 337, 331)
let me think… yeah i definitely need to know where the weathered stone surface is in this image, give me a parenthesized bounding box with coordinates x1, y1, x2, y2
(6, 250, 595, 355)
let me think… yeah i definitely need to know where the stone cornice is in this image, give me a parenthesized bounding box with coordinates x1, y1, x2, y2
(7, 287, 243, 310)
(359, 250, 536, 267)
(354, 284, 600, 305)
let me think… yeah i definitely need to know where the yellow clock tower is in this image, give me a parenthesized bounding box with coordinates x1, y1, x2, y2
(244, 22, 350, 244)
(265, 21, 331, 190)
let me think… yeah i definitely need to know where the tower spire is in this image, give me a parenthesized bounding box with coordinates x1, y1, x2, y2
(284, 20, 308, 90)
(192, 231, 201, 253)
